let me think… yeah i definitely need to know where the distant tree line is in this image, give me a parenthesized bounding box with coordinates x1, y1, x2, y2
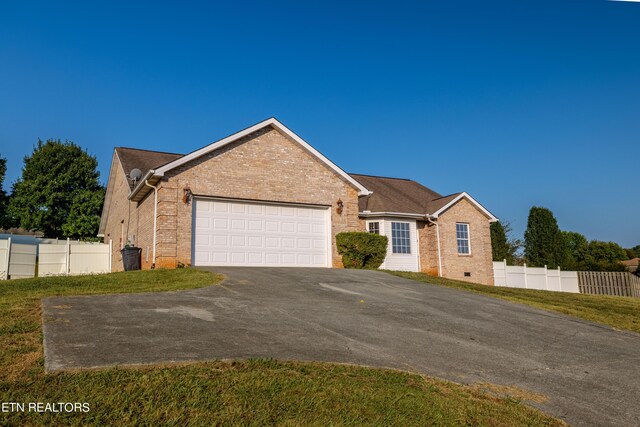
(0, 140, 104, 240)
(491, 207, 637, 272)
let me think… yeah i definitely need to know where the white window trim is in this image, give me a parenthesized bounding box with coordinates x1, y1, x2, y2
(391, 221, 412, 255)
(456, 222, 471, 256)
(368, 221, 380, 234)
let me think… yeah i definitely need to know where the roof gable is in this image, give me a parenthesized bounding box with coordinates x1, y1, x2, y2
(127, 118, 370, 200)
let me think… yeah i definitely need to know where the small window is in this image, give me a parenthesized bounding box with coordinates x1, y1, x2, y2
(368, 222, 380, 234)
(391, 222, 411, 254)
(456, 223, 470, 254)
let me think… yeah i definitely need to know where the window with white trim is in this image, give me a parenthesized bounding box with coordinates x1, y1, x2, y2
(368, 222, 380, 234)
(456, 223, 470, 254)
(391, 222, 411, 254)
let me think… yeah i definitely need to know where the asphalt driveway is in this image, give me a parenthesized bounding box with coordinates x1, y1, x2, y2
(43, 267, 640, 426)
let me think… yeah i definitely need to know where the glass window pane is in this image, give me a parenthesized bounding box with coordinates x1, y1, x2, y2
(391, 222, 411, 254)
(456, 223, 470, 254)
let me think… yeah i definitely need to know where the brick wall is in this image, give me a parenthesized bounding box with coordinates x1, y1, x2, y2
(417, 221, 439, 277)
(421, 198, 494, 285)
(102, 153, 137, 272)
(156, 125, 361, 267)
(135, 191, 154, 270)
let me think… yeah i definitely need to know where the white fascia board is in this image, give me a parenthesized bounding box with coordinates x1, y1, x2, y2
(128, 169, 157, 200)
(359, 211, 426, 219)
(149, 117, 371, 196)
(431, 192, 498, 222)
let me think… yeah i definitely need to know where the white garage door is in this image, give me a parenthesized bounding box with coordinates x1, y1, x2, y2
(193, 199, 330, 267)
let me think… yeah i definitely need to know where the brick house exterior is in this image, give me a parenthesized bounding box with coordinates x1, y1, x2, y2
(99, 118, 497, 285)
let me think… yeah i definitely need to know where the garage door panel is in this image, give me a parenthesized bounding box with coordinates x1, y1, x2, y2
(265, 237, 279, 248)
(194, 251, 210, 263)
(230, 236, 246, 247)
(265, 253, 280, 264)
(282, 253, 296, 264)
(213, 203, 229, 213)
(297, 238, 311, 249)
(193, 199, 329, 267)
(247, 220, 263, 231)
(298, 223, 311, 233)
(265, 221, 280, 232)
(212, 252, 228, 263)
(231, 219, 245, 230)
(212, 235, 227, 246)
(281, 207, 295, 216)
(213, 219, 228, 229)
(281, 222, 296, 233)
(247, 236, 263, 248)
(247, 252, 263, 264)
(313, 254, 327, 265)
(281, 238, 295, 248)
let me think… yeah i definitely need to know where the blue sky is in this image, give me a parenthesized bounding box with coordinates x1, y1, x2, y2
(0, 0, 638, 247)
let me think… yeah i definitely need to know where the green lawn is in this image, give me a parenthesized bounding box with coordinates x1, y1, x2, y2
(0, 269, 563, 426)
(387, 271, 640, 333)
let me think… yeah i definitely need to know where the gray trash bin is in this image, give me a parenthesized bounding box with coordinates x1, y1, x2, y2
(121, 247, 142, 271)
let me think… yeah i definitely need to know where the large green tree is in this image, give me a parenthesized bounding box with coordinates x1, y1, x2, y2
(8, 139, 104, 239)
(524, 206, 567, 268)
(561, 231, 589, 270)
(583, 241, 627, 271)
(490, 220, 520, 264)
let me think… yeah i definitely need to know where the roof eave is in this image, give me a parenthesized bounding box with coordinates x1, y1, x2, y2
(128, 170, 162, 202)
(359, 211, 427, 219)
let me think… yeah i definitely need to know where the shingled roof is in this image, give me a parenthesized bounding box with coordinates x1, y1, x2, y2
(114, 147, 466, 217)
(115, 147, 183, 189)
(350, 173, 462, 216)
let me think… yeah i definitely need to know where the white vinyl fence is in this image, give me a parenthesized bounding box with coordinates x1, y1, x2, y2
(8, 242, 37, 279)
(493, 260, 580, 293)
(39, 240, 112, 276)
(0, 239, 10, 280)
(0, 237, 112, 280)
(0, 238, 37, 280)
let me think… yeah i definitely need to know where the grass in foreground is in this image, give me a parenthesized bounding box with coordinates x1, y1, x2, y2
(0, 269, 562, 426)
(387, 271, 640, 333)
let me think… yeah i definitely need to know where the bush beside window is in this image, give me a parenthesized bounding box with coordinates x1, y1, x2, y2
(336, 232, 388, 269)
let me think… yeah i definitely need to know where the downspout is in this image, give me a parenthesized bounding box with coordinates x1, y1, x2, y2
(144, 180, 158, 269)
(426, 216, 443, 277)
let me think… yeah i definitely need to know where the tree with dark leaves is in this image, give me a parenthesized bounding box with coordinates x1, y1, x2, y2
(8, 139, 104, 239)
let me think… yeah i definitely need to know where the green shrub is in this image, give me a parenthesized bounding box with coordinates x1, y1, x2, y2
(336, 232, 388, 269)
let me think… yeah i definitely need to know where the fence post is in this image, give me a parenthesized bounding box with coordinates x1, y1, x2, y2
(66, 238, 71, 276)
(504, 259, 508, 287)
(108, 239, 113, 273)
(523, 263, 528, 289)
(4, 237, 11, 280)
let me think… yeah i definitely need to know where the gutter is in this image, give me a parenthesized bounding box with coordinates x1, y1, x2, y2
(426, 216, 443, 277)
(144, 180, 159, 269)
(359, 211, 427, 219)
(129, 170, 160, 200)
